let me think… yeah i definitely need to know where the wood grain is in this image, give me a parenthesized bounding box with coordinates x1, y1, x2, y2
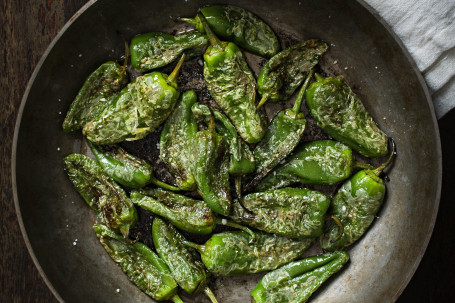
(0, 0, 453, 302)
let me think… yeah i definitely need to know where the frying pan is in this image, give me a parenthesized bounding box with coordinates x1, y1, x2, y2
(12, 0, 441, 302)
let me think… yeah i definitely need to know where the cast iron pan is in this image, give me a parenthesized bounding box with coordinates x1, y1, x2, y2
(13, 0, 441, 302)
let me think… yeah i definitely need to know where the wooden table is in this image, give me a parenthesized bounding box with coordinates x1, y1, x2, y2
(1, 1, 453, 302)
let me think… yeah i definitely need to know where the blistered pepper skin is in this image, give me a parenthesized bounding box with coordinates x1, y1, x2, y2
(63, 61, 128, 133)
(160, 90, 199, 191)
(185, 231, 314, 276)
(256, 40, 328, 108)
(94, 224, 183, 302)
(130, 31, 208, 72)
(255, 140, 354, 192)
(83, 55, 186, 145)
(131, 188, 216, 235)
(230, 188, 330, 239)
(306, 75, 388, 157)
(183, 5, 280, 58)
(63, 154, 137, 238)
(251, 251, 349, 303)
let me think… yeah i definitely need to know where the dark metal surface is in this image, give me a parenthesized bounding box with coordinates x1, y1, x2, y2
(12, 0, 441, 302)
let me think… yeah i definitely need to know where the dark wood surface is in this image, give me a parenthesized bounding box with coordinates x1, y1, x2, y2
(1, 1, 453, 302)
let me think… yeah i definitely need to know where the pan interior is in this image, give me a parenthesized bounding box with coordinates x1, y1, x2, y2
(13, 0, 441, 302)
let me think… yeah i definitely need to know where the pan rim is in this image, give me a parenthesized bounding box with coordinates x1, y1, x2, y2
(11, 0, 442, 302)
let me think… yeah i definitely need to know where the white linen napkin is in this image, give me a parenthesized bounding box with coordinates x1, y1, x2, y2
(364, 0, 455, 118)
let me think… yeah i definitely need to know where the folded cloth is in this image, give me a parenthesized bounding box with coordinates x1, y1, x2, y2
(364, 0, 455, 118)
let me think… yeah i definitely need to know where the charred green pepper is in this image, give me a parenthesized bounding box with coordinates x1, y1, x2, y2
(131, 188, 255, 237)
(152, 218, 219, 303)
(160, 90, 199, 191)
(63, 154, 137, 238)
(94, 224, 183, 303)
(199, 13, 266, 144)
(321, 140, 396, 251)
(230, 187, 330, 239)
(88, 141, 180, 191)
(181, 5, 280, 58)
(251, 251, 349, 303)
(255, 140, 372, 192)
(83, 54, 186, 144)
(306, 74, 388, 157)
(63, 60, 128, 132)
(191, 103, 255, 176)
(256, 39, 328, 109)
(192, 114, 232, 216)
(130, 31, 208, 72)
(183, 230, 314, 276)
(248, 70, 314, 189)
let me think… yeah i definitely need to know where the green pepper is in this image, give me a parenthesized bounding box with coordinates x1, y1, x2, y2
(87, 141, 180, 191)
(192, 114, 232, 216)
(93, 224, 183, 303)
(160, 90, 199, 191)
(62, 60, 128, 132)
(251, 251, 349, 303)
(63, 154, 137, 238)
(191, 103, 255, 176)
(248, 70, 314, 190)
(254, 140, 373, 192)
(320, 140, 396, 251)
(130, 31, 208, 72)
(256, 40, 328, 109)
(152, 218, 219, 303)
(306, 74, 388, 157)
(181, 5, 280, 58)
(199, 13, 266, 144)
(183, 230, 314, 276)
(230, 187, 330, 239)
(131, 188, 255, 238)
(83, 54, 186, 145)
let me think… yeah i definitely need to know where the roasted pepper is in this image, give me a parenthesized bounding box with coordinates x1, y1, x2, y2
(131, 188, 255, 237)
(321, 140, 396, 251)
(93, 224, 183, 303)
(254, 140, 373, 192)
(130, 31, 208, 72)
(248, 70, 314, 190)
(199, 13, 266, 144)
(62, 60, 128, 132)
(152, 218, 219, 303)
(192, 113, 232, 216)
(230, 187, 330, 239)
(183, 230, 314, 276)
(160, 90, 199, 191)
(256, 40, 328, 109)
(191, 103, 255, 176)
(251, 251, 349, 303)
(63, 154, 137, 238)
(181, 5, 280, 58)
(306, 74, 388, 157)
(87, 141, 180, 191)
(83, 54, 186, 144)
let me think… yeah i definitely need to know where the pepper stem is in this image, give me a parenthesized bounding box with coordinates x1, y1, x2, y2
(149, 176, 181, 192)
(353, 160, 375, 170)
(215, 217, 257, 241)
(178, 17, 198, 27)
(171, 295, 184, 303)
(290, 69, 315, 115)
(314, 73, 325, 81)
(182, 240, 204, 252)
(329, 215, 344, 243)
(167, 53, 186, 83)
(197, 13, 221, 46)
(256, 94, 269, 110)
(204, 286, 219, 303)
(373, 138, 396, 177)
(235, 177, 242, 200)
(123, 40, 130, 69)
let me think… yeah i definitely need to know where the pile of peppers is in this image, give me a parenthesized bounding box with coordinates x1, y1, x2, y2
(61, 4, 396, 303)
